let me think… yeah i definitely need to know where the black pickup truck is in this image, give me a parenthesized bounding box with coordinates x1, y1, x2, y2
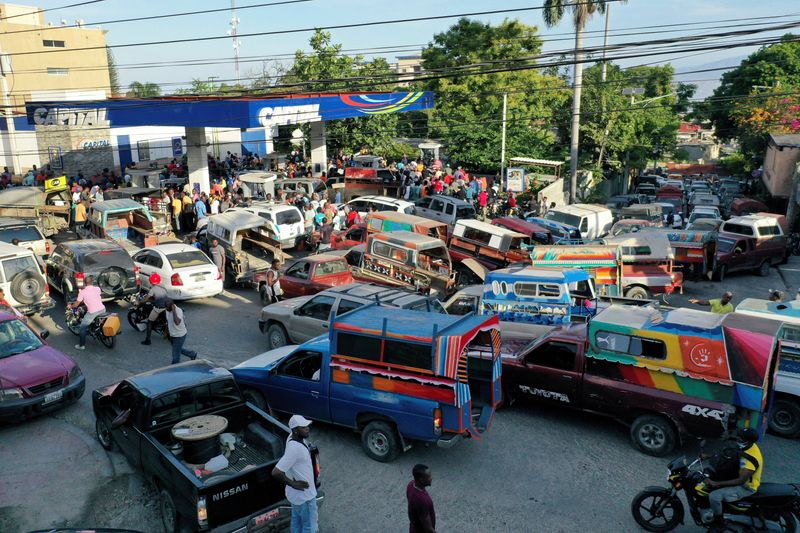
(92, 360, 322, 533)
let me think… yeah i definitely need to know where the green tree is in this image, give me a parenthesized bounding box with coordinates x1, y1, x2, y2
(543, 0, 627, 202)
(420, 18, 569, 172)
(698, 35, 800, 162)
(283, 30, 400, 155)
(106, 47, 120, 96)
(172, 78, 244, 96)
(127, 81, 161, 98)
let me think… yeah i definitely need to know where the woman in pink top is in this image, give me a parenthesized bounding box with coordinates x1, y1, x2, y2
(69, 276, 106, 350)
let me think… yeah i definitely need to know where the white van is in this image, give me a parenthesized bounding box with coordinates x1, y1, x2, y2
(721, 215, 784, 238)
(231, 203, 305, 249)
(340, 195, 415, 219)
(544, 204, 614, 240)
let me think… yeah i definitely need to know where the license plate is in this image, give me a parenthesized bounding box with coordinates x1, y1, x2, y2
(43, 389, 63, 404)
(250, 508, 280, 528)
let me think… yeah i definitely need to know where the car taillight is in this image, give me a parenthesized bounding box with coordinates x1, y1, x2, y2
(171, 273, 183, 286)
(133, 264, 141, 285)
(433, 407, 442, 434)
(75, 272, 85, 288)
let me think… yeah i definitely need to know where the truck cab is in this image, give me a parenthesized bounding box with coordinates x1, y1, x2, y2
(232, 305, 502, 462)
(78, 199, 170, 253)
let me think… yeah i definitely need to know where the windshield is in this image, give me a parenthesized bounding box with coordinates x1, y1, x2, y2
(315, 259, 348, 276)
(418, 246, 451, 274)
(545, 211, 582, 229)
(0, 319, 43, 359)
(717, 238, 735, 253)
(167, 251, 211, 269)
(0, 226, 44, 243)
(82, 250, 130, 269)
(456, 206, 476, 219)
(275, 209, 302, 225)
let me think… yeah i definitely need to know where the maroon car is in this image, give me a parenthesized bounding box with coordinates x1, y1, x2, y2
(0, 312, 85, 422)
(280, 254, 355, 298)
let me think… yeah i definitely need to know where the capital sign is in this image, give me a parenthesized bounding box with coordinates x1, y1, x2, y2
(33, 107, 110, 127)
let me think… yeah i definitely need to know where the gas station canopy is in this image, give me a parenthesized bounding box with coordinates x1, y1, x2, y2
(25, 91, 435, 129)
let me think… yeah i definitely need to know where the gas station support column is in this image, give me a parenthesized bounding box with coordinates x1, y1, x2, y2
(309, 121, 327, 177)
(186, 127, 210, 195)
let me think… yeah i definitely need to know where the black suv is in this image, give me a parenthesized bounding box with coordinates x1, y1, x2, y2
(46, 240, 140, 302)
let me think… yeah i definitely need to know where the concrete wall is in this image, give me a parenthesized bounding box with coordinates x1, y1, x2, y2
(35, 122, 114, 175)
(537, 178, 566, 207)
(763, 144, 800, 198)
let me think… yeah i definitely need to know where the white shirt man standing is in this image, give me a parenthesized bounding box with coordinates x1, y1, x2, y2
(272, 415, 318, 533)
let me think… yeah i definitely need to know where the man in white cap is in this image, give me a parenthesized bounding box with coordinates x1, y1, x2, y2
(273, 414, 318, 533)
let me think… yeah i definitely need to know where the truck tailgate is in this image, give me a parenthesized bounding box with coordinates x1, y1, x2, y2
(203, 461, 286, 530)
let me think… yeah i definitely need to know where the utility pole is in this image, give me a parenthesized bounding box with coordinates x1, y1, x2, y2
(0, 52, 21, 175)
(500, 93, 508, 191)
(601, 5, 611, 83)
(228, 0, 241, 85)
(787, 162, 800, 233)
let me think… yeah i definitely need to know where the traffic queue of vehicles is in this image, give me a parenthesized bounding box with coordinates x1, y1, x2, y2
(4, 169, 800, 533)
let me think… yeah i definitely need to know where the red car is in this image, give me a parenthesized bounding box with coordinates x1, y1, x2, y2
(331, 223, 367, 250)
(280, 254, 355, 298)
(0, 312, 85, 422)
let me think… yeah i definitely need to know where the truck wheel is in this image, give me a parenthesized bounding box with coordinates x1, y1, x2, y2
(95, 418, 114, 451)
(241, 387, 268, 412)
(758, 260, 770, 277)
(625, 286, 649, 300)
(712, 265, 727, 282)
(267, 323, 289, 349)
(223, 269, 235, 289)
(769, 398, 800, 438)
(361, 421, 400, 462)
(10, 271, 46, 305)
(630, 414, 676, 457)
(159, 489, 191, 533)
(259, 285, 269, 306)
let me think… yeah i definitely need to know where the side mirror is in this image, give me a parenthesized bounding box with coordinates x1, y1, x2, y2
(39, 329, 50, 340)
(110, 408, 131, 429)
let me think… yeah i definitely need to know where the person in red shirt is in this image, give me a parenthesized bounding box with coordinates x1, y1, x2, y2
(478, 190, 488, 207)
(508, 192, 517, 208)
(407, 464, 436, 533)
(433, 179, 443, 194)
(346, 207, 360, 227)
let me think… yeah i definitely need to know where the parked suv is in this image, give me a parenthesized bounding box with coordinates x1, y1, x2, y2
(258, 282, 443, 349)
(414, 196, 476, 227)
(0, 242, 54, 316)
(0, 218, 50, 258)
(46, 240, 140, 302)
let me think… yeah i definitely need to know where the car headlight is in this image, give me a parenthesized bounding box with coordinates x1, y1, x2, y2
(68, 365, 82, 383)
(0, 387, 24, 402)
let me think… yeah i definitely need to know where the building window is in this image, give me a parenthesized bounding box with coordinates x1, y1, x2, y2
(47, 67, 69, 76)
(43, 40, 66, 48)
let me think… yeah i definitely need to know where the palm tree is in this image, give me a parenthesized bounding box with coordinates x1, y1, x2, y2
(127, 81, 161, 98)
(543, 0, 625, 203)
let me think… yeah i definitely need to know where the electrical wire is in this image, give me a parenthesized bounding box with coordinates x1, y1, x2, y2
(0, 0, 109, 22)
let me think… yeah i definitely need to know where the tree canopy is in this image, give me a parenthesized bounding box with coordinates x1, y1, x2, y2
(127, 81, 161, 98)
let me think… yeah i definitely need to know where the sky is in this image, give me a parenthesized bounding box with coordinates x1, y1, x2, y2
(21, 0, 800, 95)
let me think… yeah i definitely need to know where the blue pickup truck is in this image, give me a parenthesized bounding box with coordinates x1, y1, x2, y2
(231, 305, 503, 462)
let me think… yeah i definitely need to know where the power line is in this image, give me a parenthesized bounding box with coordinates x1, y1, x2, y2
(0, 0, 109, 22)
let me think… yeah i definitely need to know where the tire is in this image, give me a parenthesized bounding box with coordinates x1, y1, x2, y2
(158, 489, 190, 533)
(97, 267, 128, 297)
(266, 323, 289, 349)
(259, 285, 269, 306)
(625, 286, 650, 300)
(66, 313, 81, 336)
(778, 511, 797, 533)
(769, 398, 800, 438)
(95, 418, 114, 451)
(62, 281, 74, 300)
(712, 265, 727, 282)
(127, 308, 145, 332)
(10, 271, 46, 305)
(361, 421, 400, 462)
(630, 488, 684, 532)
(758, 260, 770, 277)
(241, 388, 268, 412)
(99, 331, 116, 349)
(630, 414, 677, 457)
(223, 269, 234, 289)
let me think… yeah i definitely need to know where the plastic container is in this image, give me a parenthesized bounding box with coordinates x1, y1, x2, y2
(204, 454, 229, 473)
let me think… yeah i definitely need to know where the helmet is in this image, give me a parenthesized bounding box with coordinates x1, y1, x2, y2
(149, 273, 161, 285)
(736, 427, 759, 446)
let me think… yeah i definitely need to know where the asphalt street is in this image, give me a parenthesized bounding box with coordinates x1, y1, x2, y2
(1, 260, 799, 533)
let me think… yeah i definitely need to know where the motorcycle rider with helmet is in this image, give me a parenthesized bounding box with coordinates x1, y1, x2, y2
(704, 427, 764, 531)
(140, 273, 168, 346)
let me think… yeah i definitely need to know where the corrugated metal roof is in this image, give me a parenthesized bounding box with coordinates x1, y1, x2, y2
(508, 157, 564, 166)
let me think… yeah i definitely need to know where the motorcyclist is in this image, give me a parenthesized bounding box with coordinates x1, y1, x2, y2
(140, 273, 169, 346)
(69, 275, 105, 350)
(704, 427, 763, 531)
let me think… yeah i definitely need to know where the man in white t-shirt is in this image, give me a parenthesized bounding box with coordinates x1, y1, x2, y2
(273, 415, 318, 533)
(165, 299, 197, 364)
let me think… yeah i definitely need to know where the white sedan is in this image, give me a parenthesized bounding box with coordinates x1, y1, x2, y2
(132, 244, 223, 300)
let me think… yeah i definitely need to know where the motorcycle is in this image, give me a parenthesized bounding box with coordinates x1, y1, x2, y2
(127, 297, 169, 339)
(631, 453, 798, 532)
(65, 303, 119, 349)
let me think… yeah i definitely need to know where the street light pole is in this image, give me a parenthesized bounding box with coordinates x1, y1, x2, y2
(500, 93, 508, 191)
(601, 5, 611, 83)
(0, 52, 21, 175)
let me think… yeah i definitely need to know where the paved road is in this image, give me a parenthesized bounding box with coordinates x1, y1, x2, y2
(1, 261, 799, 533)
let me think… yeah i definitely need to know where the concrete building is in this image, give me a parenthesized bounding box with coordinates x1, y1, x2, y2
(762, 133, 800, 199)
(393, 55, 423, 85)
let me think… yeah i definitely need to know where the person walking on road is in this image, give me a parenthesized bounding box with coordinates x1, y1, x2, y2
(165, 299, 197, 364)
(208, 238, 226, 285)
(689, 291, 733, 314)
(69, 276, 105, 350)
(264, 259, 282, 304)
(273, 415, 318, 533)
(407, 464, 436, 533)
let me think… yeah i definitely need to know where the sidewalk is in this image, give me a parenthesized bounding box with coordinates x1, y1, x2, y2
(777, 254, 800, 297)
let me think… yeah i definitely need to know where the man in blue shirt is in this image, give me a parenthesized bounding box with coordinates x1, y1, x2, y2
(194, 195, 207, 219)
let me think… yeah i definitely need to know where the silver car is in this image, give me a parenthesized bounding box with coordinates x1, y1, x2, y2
(258, 282, 443, 349)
